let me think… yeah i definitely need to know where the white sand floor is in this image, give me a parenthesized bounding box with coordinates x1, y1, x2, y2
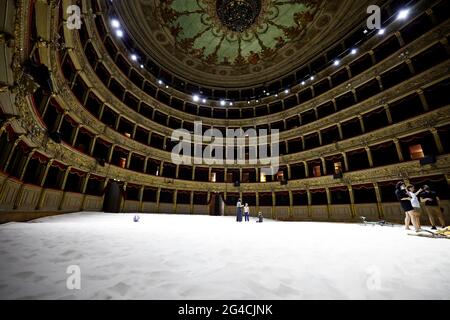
(0, 212, 449, 300)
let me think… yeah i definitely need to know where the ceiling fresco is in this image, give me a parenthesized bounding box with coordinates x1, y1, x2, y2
(157, 0, 323, 67)
(112, 0, 372, 87)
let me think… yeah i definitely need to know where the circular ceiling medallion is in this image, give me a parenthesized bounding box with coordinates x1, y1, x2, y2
(216, 0, 262, 32)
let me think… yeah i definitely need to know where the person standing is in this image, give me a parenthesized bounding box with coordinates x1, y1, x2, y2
(236, 199, 243, 222)
(419, 185, 446, 230)
(395, 181, 421, 231)
(244, 203, 250, 222)
(407, 184, 423, 215)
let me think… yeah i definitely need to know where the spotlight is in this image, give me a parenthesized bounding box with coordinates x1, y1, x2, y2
(131, 54, 138, 61)
(158, 80, 163, 85)
(378, 29, 385, 35)
(301, 81, 306, 85)
(140, 64, 144, 69)
(193, 95, 200, 102)
(363, 29, 368, 34)
(220, 100, 226, 106)
(333, 60, 340, 66)
(165, 85, 169, 89)
(202, 98, 207, 103)
(310, 76, 315, 81)
(110, 19, 120, 28)
(284, 89, 289, 94)
(350, 48, 358, 55)
(275, 94, 278, 97)
(397, 9, 410, 20)
(115, 29, 124, 37)
(229, 102, 233, 106)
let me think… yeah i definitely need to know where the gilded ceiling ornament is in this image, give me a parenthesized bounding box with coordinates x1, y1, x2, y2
(156, 0, 323, 67)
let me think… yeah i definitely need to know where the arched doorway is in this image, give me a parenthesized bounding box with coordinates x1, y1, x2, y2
(209, 192, 225, 216)
(103, 180, 123, 213)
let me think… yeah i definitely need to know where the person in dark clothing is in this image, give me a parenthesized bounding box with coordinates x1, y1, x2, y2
(236, 199, 243, 222)
(419, 185, 446, 230)
(256, 212, 263, 223)
(395, 181, 421, 231)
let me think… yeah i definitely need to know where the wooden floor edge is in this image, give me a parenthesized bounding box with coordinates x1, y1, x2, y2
(0, 211, 76, 224)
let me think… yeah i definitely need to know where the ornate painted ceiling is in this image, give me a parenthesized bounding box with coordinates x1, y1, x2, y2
(158, 0, 322, 66)
(112, 0, 374, 88)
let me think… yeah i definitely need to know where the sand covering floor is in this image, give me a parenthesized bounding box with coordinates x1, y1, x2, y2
(0, 212, 449, 300)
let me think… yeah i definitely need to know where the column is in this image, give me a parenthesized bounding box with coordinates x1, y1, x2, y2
(348, 185, 356, 218)
(321, 157, 327, 176)
(55, 112, 66, 132)
(80, 173, 91, 210)
(346, 66, 352, 79)
(369, 50, 376, 65)
(3, 139, 20, 172)
(394, 30, 405, 47)
(325, 188, 331, 219)
(287, 164, 291, 180)
(71, 125, 80, 146)
(107, 144, 115, 163)
(384, 105, 393, 124)
(131, 124, 137, 140)
(190, 191, 194, 214)
(143, 157, 149, 173)
(337, 123, 343, 140)
(139, 186, 144, 213)
(156, 187, 161, 212)
(304, 161, 309, 178)
(256, 192, 260, 213)
(393, 138, 404, 162)
(288, 190, 293, 219)
(365, 147, 374, 167)
(159, 161, 165, 177)
(126, 152, 132, 169)
(173, 189, 178, 213)
(19, 151, 35, 180)
(271, 192, 276, 220)
(89, 135, 98, 156)
(417, 89, 429, 112)
(307, 189, 312, 218)
(431, 128, 444, 154)
(98, 103, 105, 120)
(376, 75, 383, 92)
(342, 152, 349, 172)
(115, 115, 121, 131)
(373, 182, 384, 219)
(358, 115, 366, 133)
(35, 160, 54, 210)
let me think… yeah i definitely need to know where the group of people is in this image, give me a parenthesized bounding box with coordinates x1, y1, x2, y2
(395, 182, 446, 232)
(236, 199, 263, 223)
